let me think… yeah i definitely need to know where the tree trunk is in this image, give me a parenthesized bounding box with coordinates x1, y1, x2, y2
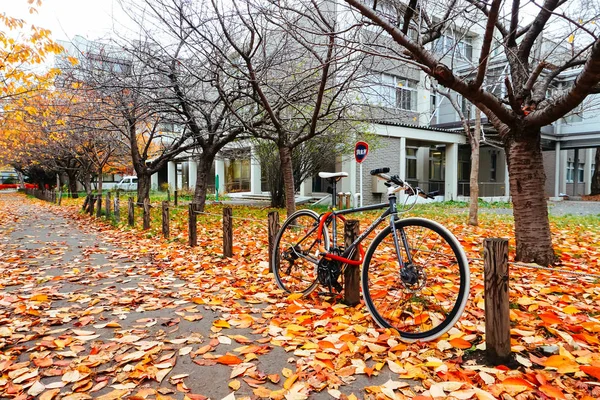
(505, 128, 555, 265)
(97, 168, 103, 195)
(15, 170, 25, 189)
(279, 145, 296, 216)
(67, 170, 79, 198)
(82, 173, 92, 195)
(468, 109, 481, 226)
(193, 154, 215, 213)
(137, 173, 152, 205)
(591, 148, 600, 195)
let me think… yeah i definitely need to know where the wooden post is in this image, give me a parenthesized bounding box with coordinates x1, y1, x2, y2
(484, 238, 511, 365)
(89, 194, 95, 215)
(268, 211, 280, 272)
(167, 189, 171, 203)
(174, 190, 178, 206)
(105, 192, 111, 217)
(337, 193, 344, 209)
(128, 197, 135, 226)
(223, 206, 233, 257)
(96, 195, 102, 218)
(83, 194, 89, 211)
(343, 220, 360, 306)
(188, 203, 198, 247)
(143, 198, 151, 230)
(114, 193, 120, 221)
(162, 201, 170, 239)
(345, 194, 351, 209)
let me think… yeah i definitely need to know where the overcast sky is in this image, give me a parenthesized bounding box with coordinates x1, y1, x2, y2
(4, 0, 130, 42)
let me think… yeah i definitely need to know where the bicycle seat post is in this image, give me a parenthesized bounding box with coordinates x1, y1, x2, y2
(331, 178, 337, 209)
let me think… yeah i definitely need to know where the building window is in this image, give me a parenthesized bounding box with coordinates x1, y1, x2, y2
(433, 34, 472, 61)
(373, 73, 418, 111)
(406, 148, 417, 180)
(490, 153, 497, 181)
(578, 163, 585, 183)
(429, 148, 444, 181)
(566, 161, 574, 183)
(458, 149, 470, 181)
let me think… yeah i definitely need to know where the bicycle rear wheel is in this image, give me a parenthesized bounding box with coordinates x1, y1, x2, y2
(362, 218, 469, 342)
(272, 210, 328, 295)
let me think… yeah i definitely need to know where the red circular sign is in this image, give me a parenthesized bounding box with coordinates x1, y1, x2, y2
(355, 141, 369, 164)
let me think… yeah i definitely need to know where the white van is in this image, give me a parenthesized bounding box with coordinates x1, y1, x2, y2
(115, 176, 138, 191)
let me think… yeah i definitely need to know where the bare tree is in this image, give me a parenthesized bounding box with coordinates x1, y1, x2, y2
(342, 0, 600, 264)
(194, 0, 369, 216)
(120, 0, 254, 211)
(58, 36, 197, 203)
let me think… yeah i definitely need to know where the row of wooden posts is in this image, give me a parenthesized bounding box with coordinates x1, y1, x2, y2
(34, 189, 511, 366)
(24, 188, 62, 204)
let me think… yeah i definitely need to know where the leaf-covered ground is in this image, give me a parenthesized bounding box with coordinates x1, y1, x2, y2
(0, 193, 599, 400)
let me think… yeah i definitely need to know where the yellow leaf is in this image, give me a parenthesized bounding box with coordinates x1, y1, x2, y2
(30, 294, 48, 302)
(287, 293, 304, 301)
(213, 320, 230, 328)
(283, 373, 298, 390)
(229, 380, 241, 391)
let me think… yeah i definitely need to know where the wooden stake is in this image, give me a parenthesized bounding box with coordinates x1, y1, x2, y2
(188, 203, 198, 247)
(96, 195, 102, 218)
(89, 194, 95, 215)
(174, 190, 178, 206)
(143, 198, 151, 230)
(268, 211, 280, 272)
(162, 201, 170, 239)
(484, 238, 511, 365)
(343, 220, 360, 306)
(114, 193, 120, 221)
(128, 197, 135, 226)
(223, 206, 233, 257)
(105, 192, 111, 217)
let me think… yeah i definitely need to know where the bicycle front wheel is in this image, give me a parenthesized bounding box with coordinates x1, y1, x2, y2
(272, 210, 328, 296)
(362, 218, 469, 342)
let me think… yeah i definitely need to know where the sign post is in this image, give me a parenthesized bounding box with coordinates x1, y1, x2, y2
(354, 141, 369, 207)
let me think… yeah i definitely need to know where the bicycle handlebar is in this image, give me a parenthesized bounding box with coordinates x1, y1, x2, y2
(370, 167, 438, 199)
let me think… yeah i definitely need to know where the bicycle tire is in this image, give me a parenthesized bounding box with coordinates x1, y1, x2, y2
(362, 217, 469, 342)
(272, 209, 329, 295)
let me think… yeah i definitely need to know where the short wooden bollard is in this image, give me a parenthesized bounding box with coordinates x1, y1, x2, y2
(268, 211, 280, 271)
(83, 194, 89, 211)
(484, 238, 511, 365)
(128, 197, 135, 226)
(174, 190, 178, 206)
(167, 189, 171, 203)
(223, 207, 233, 257)
(162, 201, 170, 239)
(105, 192, 111, 217)
(89, 194, 95, 215)
(114, 193, 120, 221)
(143, 198, 151, 230)
(188, 203, 200, 247)
(345, 193, 351, 209)
(343, 220, 360, 306)
(96, 195, 102, 218)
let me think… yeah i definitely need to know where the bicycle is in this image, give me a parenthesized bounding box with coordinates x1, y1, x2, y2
(271, 167, 470, 342)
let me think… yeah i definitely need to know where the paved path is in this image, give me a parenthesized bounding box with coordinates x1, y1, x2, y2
(0, 194, 400, 400)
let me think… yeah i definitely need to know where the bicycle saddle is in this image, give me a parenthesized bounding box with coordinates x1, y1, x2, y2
(318, 172, 348, 179)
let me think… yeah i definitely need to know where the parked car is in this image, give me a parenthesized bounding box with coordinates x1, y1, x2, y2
(115, 176, 138, 192)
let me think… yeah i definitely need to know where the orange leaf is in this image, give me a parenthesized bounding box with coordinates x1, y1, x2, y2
(580, 366, 600, 380)
(449, 337, 472, 349)
(215, 354, 243, 365)
(339, 334, 358, 342)
(318, 340, 335, 349)
(502, 377, 534, 389)
(539, 384, 566, 399)
(539, 312, 562, 325)
(543, 355, 575, 368)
